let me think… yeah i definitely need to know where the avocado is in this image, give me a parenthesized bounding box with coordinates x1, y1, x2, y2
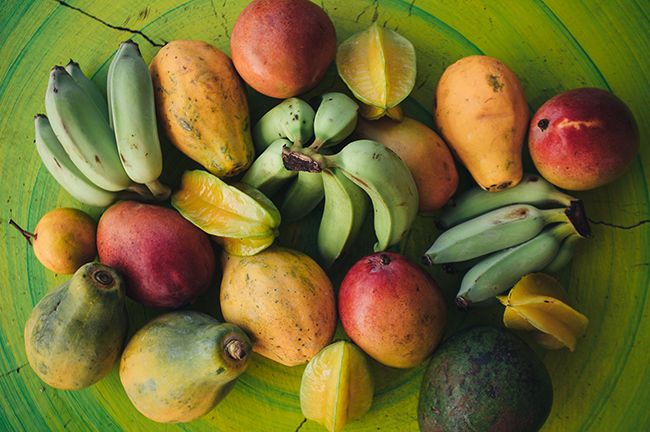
(417, 325, 553, 432)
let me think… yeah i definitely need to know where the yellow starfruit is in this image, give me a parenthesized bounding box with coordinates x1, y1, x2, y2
(497, 272, 588, 351)
(171, 170, 281, 242)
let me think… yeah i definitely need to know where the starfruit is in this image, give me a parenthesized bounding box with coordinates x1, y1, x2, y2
(172, 170, 281, 252)
(300, 340, 374, 432)
(212, 229, 279, 257)
(497, 273, 589, 351)
(336, 21, 416, 121)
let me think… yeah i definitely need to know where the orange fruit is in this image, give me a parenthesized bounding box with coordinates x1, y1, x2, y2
(336, 21, 416, 119)
(300, 340, 374, 432)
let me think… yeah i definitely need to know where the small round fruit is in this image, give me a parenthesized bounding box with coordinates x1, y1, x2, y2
(230, 0, 337, 98)
(528, 87, 639, 191)
(12, 207, 97, 274)
(300, 340, 374, 432)
(338, 252, 447, 369)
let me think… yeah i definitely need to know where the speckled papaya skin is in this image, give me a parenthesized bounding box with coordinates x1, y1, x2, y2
(149, 39, 255, 178)
(417, 325, 553, 432)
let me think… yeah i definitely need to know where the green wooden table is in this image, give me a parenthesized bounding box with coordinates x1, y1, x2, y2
(1, 0, 649, 430)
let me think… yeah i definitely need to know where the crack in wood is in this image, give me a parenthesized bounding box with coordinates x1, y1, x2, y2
(2, 363, 29, 378)
(588, 218, 650, 230)
(295, 418, 307, 432)
(53, 0, 165, 47)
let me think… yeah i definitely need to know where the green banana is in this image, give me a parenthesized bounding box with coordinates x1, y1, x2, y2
(423, 202, 589, 266)
(107, 40, 171, 201)
(308, 92, 359, 151)
(35, 114, 132, 207)
(279, 170, 325, 225)
(438, 173, 578, 229)
(65, 60, 110, 122)
(455, 222, 578, 310)
(324, 139, 419, 252)
(241, 138, 297, 198)
(317, 167, 370, 268)
(44, 66, 134, 192)
(251, 97, 315, 153)
(541, 233, 582, 275)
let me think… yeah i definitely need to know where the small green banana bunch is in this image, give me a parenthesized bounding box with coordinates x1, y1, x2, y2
(36, 40, 171, 208)
(242, 92, 419, 268)
(422, 173, 592, 310)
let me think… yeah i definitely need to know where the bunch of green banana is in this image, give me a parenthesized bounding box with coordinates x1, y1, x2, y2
(282, 139, 419, 258)
(107, 40, 171, 201)
(422, 174, 592, 309)
(42, 65, 151, 206)
(244, 91, 417, 266)
(38, 40, 171, 207)
(242, 91, 359, 227)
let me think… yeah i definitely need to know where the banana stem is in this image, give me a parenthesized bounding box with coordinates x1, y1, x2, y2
(565, 200, 591, 238)
(126, 182, 156, 202)
(282, 146, 325, 173)
(145, 179, 172, 202)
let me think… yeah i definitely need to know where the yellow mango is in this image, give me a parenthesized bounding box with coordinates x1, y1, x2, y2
(434, 55, 529, 191)
(149, 39, 255, 178)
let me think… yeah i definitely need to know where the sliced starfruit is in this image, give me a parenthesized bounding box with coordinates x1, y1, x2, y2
(358, 101, 404, 121)
(212, 229, 279, 256)
(300, 340, 374, 432)
(171, 170, 281, 239)
(497, 272, 589, 351)
(336, 21, 416, 119)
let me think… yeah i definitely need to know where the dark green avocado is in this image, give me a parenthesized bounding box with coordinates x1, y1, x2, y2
(417, 325, 553, 432)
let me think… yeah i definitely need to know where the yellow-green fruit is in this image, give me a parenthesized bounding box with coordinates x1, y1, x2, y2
(24, 262, 128, 390)
(119, 311, 252, 423)
(15, 207, 97, 274)
(300, 340, 374, 432)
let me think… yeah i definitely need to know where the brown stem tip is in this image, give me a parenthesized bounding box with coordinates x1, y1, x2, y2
(9, 219, 36, 246)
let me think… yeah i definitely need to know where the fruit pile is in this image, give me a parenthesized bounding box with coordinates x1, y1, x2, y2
(16, 0, 641, 431)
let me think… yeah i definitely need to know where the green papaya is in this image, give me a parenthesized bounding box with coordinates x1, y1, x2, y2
(417, 325, 553, 432)
(24, 262, 129, 390)
(119, 310, 252, 423)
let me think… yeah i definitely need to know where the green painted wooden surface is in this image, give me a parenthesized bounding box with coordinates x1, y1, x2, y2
(1, 0, 649, 430)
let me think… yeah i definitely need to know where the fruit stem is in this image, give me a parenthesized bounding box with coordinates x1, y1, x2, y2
(126, 182, 156, 202)
(145, 178, 172, 202)
(565, 200, 591, 238)
(379, 253, 392, 266)
(225, 337, 248, 361)
(282, 146, 325, 173)
(9, 219, 35, 246)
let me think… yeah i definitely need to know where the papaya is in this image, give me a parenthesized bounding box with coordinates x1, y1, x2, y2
(24, 262, 129, 390)
(119, 310, 252, 423)
(417, 325, 553, 432)
(149, 39, 255, 178)
(220, 245, 338, 367)
(434, 55, 529, 191)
